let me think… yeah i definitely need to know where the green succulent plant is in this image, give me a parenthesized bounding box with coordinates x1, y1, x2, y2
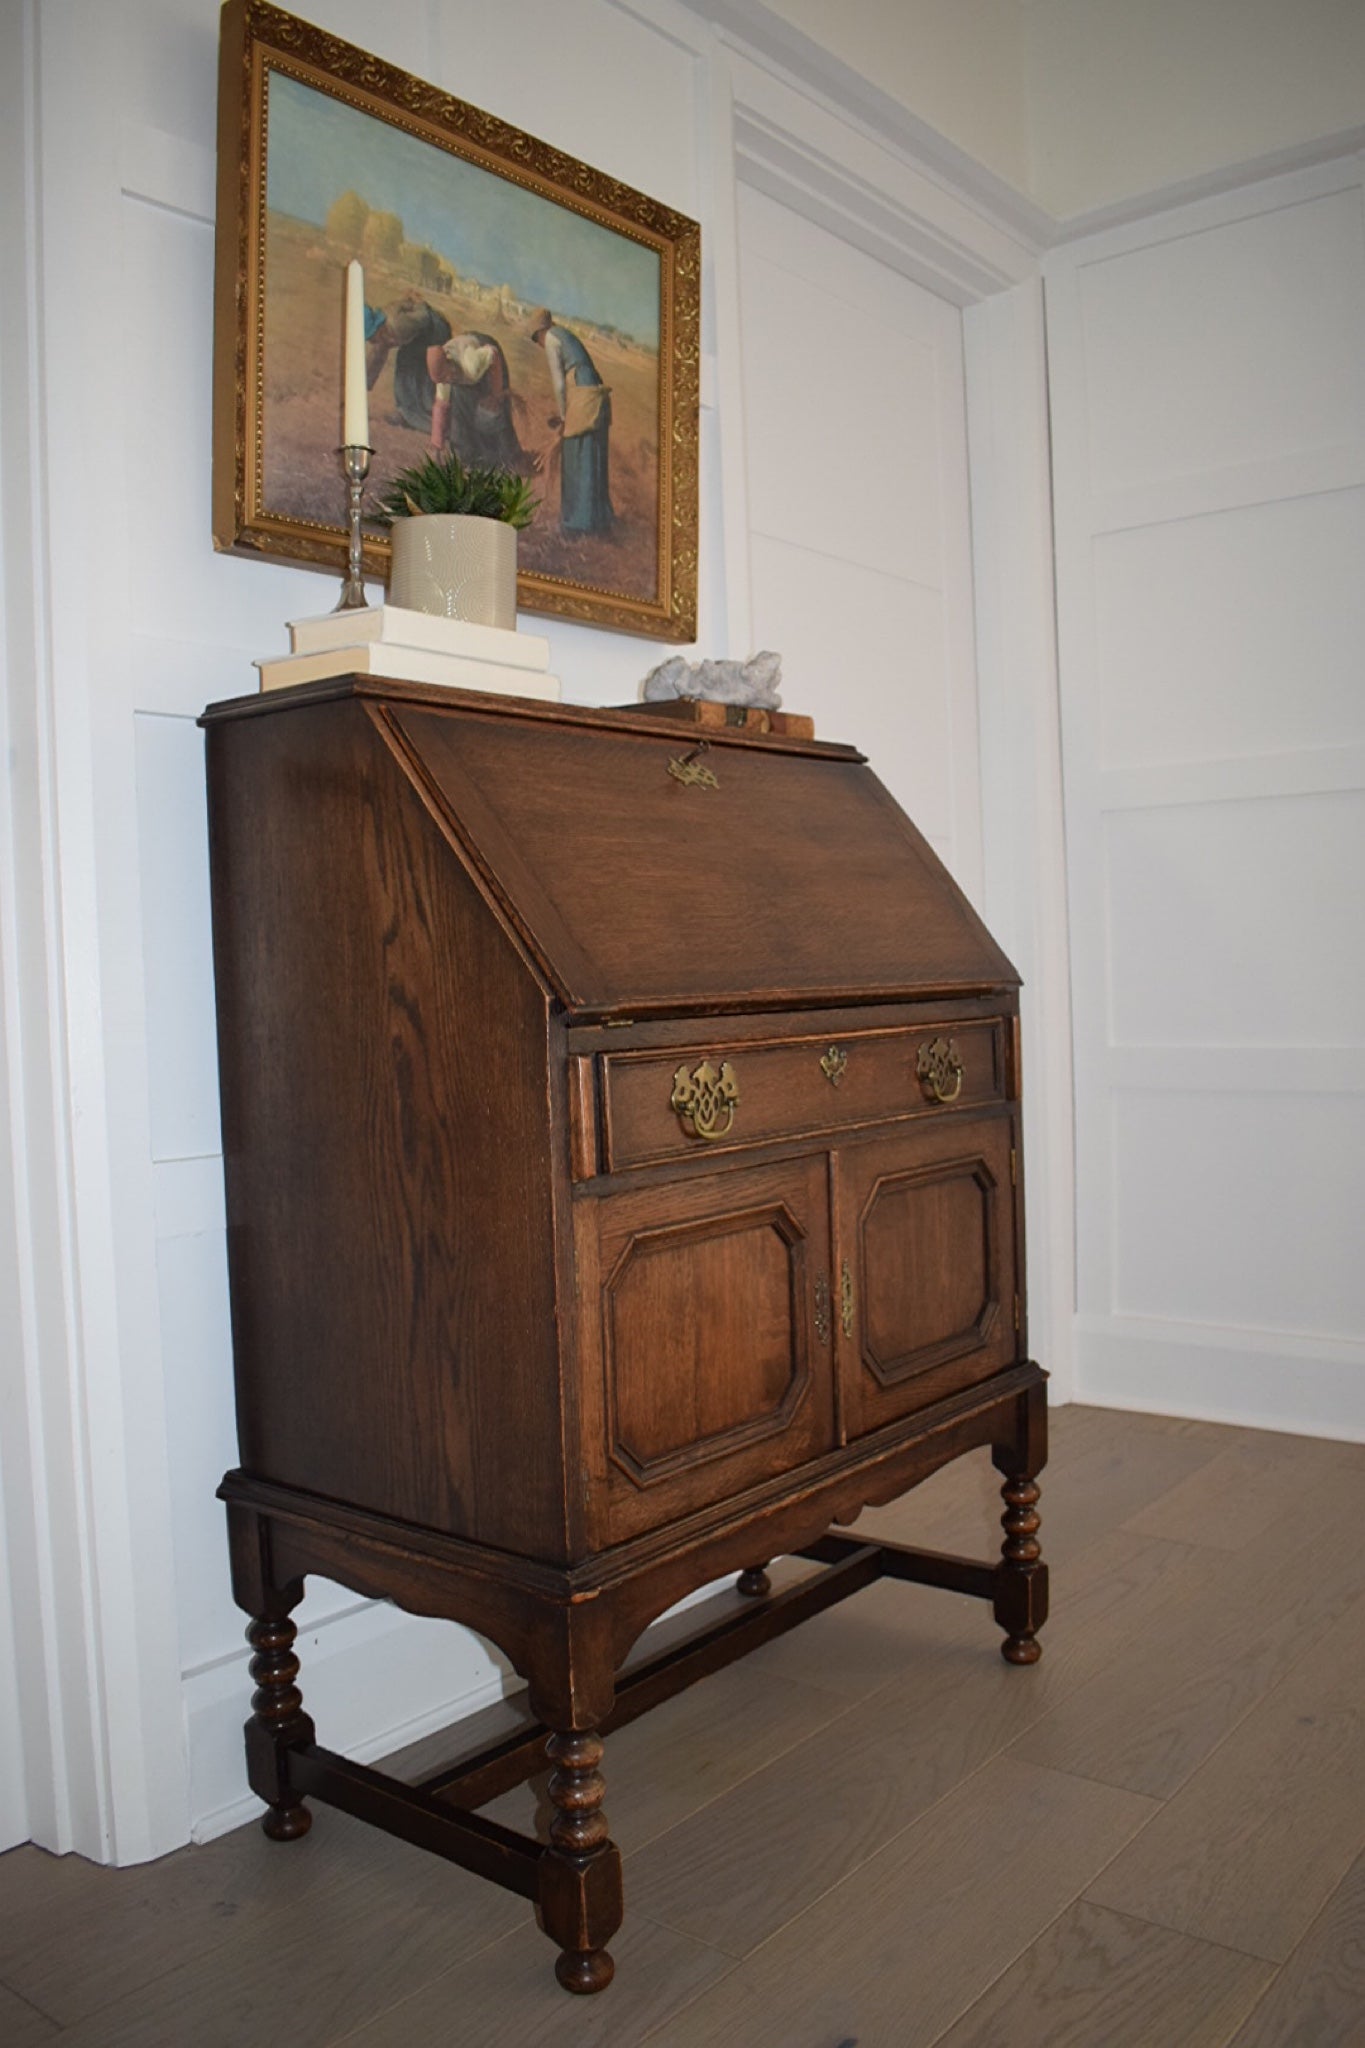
(373, 451, 539, 531)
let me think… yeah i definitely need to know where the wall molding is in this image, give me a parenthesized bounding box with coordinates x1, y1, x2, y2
(1076, 1313, 1365, 1443)
(677, 0, 1051, 254)
(1054, 127, 1365, 246)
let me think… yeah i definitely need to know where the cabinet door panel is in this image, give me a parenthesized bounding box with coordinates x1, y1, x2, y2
(577, 1156, 834, 1544)
(836, 1115, 1018, 1438)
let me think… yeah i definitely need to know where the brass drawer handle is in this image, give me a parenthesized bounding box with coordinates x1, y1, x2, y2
(917, 1036, 964, 1104)
(670, 1058, 739, 1141)
(840, 1260, 855, 1339)
(819, 1044, 848, 1086)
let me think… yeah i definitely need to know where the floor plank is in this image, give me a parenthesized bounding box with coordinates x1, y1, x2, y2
(1225, 1849, 1365, 2047)
(481, 1656, 853, 1854)
(931, 1899, 1273, 2048)
(333, 1910, 734, 2048)
(1086, 1588, 1365, 1962)
(629, 1635, 1060, 1955)
(0, 1982, 61, 2046)
(31, 1808, 523, 2044)
(855, 1402, 1231, 1569)
(1122, 1432, 1365, 1553)
(5, 1408, 1360, 2047)
(1010, 1461, 1365, 1798)
(643, 1757, 1156, 2048)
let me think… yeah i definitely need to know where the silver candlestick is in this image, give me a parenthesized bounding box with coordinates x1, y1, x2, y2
(333, 443, 374, 610)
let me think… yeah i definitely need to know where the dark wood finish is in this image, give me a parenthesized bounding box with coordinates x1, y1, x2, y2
(594, 1017, 1007, 1176)
(994, 1382, 1050, 1664)
(381, 692, 1017, 1016)
(201, 677, 1048, 1993)
(835, 1112, 1019, 1439)
(543, 1731, 621, 1992)
(575, 1152, 834, 1543)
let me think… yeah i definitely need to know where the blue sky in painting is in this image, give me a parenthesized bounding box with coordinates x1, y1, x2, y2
(266, 71, 660, 348)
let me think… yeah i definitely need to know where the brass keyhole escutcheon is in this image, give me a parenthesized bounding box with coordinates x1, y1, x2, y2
(670, 1058, 739, 1141)
(819, 1044, 848, 1086)
(667, 744, 718, 790)
(916, 1036, 964, 1104)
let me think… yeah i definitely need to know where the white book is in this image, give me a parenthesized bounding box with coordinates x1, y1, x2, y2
(254, 644, 562, 700)
(286, 604, 550, 673)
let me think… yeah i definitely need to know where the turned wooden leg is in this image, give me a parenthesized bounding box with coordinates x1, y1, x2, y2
(737, 1563, 772, 1597)
(994, 1471, 1048, 1665)
(245, 1610, 315, 1840)
(538, 1730, 622, 1994)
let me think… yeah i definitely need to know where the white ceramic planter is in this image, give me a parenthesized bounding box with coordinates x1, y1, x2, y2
(387, 515, 517, 628)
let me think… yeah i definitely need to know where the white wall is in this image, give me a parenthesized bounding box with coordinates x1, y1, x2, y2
(1025, 0, 1365, 221)
(759, 0, 1031, 194)
(1045, 157, 1365, 1438)
(4, 0, 1060, 1860)
(694, 0, 1365, 224)
(736, 185, 984, 891)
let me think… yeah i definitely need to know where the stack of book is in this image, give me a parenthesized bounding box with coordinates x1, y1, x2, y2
(256, 605, 561, 701)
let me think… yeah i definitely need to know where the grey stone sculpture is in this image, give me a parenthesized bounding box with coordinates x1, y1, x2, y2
(641, 650, 783, 709)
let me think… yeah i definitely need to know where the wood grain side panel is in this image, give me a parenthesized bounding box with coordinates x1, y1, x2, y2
(207, 697, 565, 1556)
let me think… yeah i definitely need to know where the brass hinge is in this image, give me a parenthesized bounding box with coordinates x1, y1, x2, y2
(840, 1260, 855, 1339)
(1010, 1147, 1018, 1187)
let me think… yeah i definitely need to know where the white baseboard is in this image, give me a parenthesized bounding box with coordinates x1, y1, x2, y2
(1074, 1313, 1365, 1442)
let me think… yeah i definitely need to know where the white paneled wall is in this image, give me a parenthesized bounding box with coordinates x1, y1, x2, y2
(737, 185, 983, 893)
(1047, 160, 1365, 1438)
(4, 0, 1064, 1863)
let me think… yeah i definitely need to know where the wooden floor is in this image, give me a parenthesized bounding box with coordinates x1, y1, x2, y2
(3, 1405, 1364, 2047)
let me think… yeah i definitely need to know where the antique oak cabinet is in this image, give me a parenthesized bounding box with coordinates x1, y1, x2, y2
(202, 677, 1048, 1994)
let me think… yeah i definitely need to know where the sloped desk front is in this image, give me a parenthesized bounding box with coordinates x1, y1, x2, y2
(202, 678, 1049, 1995)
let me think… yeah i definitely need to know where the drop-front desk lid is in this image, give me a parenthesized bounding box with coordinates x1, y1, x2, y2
(207, 678, 1019, 1019)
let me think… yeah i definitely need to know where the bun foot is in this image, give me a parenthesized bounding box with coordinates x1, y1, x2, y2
(737, 1565, 771, 1597)
(1001, 1634, 1042, 1666)
(555, 1947, 615, 1995)
(261, 1800, 312, 1840)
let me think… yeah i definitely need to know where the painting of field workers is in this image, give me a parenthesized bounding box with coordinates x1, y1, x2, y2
(262, 72, 664, 605)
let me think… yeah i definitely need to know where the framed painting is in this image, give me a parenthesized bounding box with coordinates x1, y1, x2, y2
(213, 0, 700, 640)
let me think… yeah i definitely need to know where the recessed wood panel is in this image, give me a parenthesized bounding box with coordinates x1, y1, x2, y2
(861, 1162, 995, 1385)
(836, 1114, 1017, 1439)
(606, 1209, 805, 1480)
(578, 1155, 835, 1543)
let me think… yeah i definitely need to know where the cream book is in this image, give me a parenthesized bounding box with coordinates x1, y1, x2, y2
(254, 643, 562, 700)
(286, 604, 550, 674)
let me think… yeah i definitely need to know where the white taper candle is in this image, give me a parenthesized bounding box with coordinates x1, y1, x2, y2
(343, 259, 369, 447)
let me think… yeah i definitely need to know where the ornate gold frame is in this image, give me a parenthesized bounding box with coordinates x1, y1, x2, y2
(212, 0, 700, 640)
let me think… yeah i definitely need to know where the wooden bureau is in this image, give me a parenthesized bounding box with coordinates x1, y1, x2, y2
(202, 677, 1048, 1994)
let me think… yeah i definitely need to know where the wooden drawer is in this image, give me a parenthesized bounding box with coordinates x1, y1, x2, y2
(591, 1019, 1007, 1175)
